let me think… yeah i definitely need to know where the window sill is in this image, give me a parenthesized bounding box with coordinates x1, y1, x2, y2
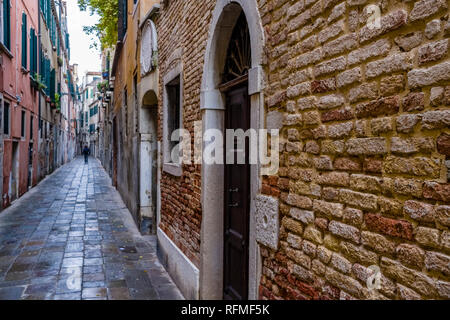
(21, 67, 29, 74)
(163, 163, 182, 177)
(0, 42, 13, 59)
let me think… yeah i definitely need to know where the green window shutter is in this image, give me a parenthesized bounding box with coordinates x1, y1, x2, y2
(45, 0, 50, 24)
(46, 59, 51, 96)
(50, 69, 56, 101)
(22, 13, 27, 69)
(29, 29, 33, 73)
(3, 0, 11, 49)
(43, 58, 50, 96)
(34, 31, 38, 73)
(39, 47, 43, 78)
(30, 28, 37, 74)
(57, 35, 60, 56)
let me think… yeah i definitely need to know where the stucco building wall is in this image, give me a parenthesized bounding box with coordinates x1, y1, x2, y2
(112, 0, 154, 227)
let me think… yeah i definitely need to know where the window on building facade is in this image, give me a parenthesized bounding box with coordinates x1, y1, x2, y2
(30, 28, 38, 75)
(90, 105, 98, 117)
(30, 115, 33, 140)
(1, 0, 11, 50)
(21, 110, 26, 138)
(40, 52, 51, 97)
(0, 1, 3, 46)
(50, 69, 56, 100)
(21, 12, 28, 69)
(0, 1, 3, 45)
(118, 0, 128, 41)
(166, 75, 181, 164)
(3, 101, 9, 135)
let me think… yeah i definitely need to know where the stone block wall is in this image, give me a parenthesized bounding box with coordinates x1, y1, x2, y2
(259, 0, 449, 299)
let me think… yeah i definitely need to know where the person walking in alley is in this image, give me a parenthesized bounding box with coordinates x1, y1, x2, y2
(83, 146, 90, 164)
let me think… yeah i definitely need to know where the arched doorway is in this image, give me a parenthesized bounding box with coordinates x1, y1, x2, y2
(140, 90, 158, 234)
(200, 0, 265, 300)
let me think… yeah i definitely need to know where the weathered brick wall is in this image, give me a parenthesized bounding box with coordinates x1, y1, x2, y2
(155, 0, 214, 268)
(259, 0, 449, 299)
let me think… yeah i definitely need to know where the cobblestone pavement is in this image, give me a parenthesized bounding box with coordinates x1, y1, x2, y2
(0, 157, 183, 300)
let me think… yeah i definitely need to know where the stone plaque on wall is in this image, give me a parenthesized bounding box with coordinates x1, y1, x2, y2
(140, 20, 158, 76)
(255, 194, 280, 250)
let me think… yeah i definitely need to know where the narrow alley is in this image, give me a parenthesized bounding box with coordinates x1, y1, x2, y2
(0, 157, 183, 300)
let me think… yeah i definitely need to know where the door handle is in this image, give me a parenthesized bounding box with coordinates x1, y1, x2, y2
(228, 188, 239, 193)
(228, 203, 239, 207)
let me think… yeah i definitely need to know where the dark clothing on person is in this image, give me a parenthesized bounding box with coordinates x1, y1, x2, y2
(83, 147, 90, 164)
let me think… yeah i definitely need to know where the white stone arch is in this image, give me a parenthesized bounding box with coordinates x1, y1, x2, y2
(199, 0, 265, 300)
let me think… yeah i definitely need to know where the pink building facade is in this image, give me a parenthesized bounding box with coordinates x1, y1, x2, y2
(0, 0, 77, 210)
(1, 0, 39, 207)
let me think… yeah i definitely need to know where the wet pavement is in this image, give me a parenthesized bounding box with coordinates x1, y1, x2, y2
(0, 157, 183, 300)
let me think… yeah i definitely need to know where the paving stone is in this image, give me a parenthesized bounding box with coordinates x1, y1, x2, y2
(156, 284, 185, 300)
(0, 286, 26, 300)
(84, 258, 103, 266)
(24, 283, 56, 296)
(107, 287, 130, 300)
(53, 292, 82, 300)
(82, 287, 107, 299)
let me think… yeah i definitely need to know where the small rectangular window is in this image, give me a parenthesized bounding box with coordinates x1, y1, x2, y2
(166, 76, 181, 159)
(30, 115, 33, 140)
(30, 28, 37, 74)
(2, 0, 11, 50)
(3, 101, 10, 135)
(21, 110, 26, 138)
(21, 13, 28, 69)
(118, 0, 128, 40)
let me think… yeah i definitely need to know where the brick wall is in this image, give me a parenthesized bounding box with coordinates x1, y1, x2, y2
(259, 0, 449, 299)
(156, 0, 214, 268)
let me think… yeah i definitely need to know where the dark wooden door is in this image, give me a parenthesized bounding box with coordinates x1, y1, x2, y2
(223, 83, 250, 300)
